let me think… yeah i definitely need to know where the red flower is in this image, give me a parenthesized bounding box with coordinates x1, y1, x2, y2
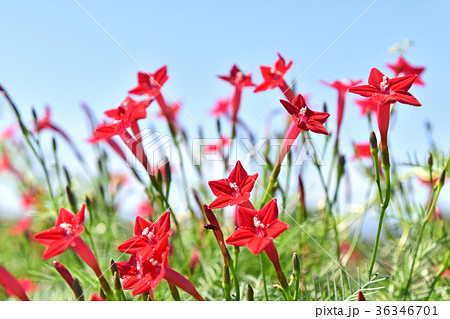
(339, 242, 361, 264)
(116, 248, 169, 296)
(349, 68, 421, 149)
(156, 99, 181, 126)
(208, 161, 258, 209)
(6, 279, 37, 296)
(0, 265, 30, 301)
(93, 97, 151, 140)
(90, 294, 106, 301)
(218, 65, 254, 126)
(0, 124, 16, 141)
(136, 199, 155, 219)
(203, 136, 229, 154)
(128, 66, 169, 97)
(21, 188, 41, 209)
(117, 212, 172, 260)
(189, 250, 200, 274)
(352, 142, 372, 160)
(9, 216, 33, 236)
(0, 152, 12, 173)
(321, 79, 362, 138)
(34, 204, 86, 259)
(348, 68, 421, 106)
(355, 98, 378, 116)
(387, 56, 425, 86)
(280, 94, 330, 135)
(218, 65, 254, 88)
(34, 204, 112, 296)
(35, 106, 52, 131)
(226, 199, 288, 255)
(210, 96, 231, 118)
(254, 53, 293, 93)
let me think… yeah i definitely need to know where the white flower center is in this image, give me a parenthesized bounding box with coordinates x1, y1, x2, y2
(235, 72, 244, 83)
(148, 258, 159, 266)
(379, 76, 389, 91)
(253, 217, 265, 229)
(59, 222, 74, 236)
(270, 67, 282, 76)
(299, 107, 307, 116)
(142, 227, 158, 245)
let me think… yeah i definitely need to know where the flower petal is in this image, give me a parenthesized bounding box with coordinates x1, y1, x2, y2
(348, 85, 378, 97)
(368, 68, 386, 89)
(225, 228, 255, 246)
(266, 219, 289, 239)
(209, 196, 232, 209)
(246, 236, 271, 255)
(208, 179, 233, 197)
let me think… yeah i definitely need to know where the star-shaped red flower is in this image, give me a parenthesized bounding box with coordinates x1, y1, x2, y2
(225, 199, 289, 255)
(280, 94, 330, 135)
(355, 98, 378, 116)
(208, 161, 258, 209)
(218, 65, 254, 88)
(117, 211, 172, 260)
(34, 204, 86, 259)
(348, 68, 421, 106)
(128, 66, 169, 97)
(351, 142, 372, 160)
(116, 247, 169, 296)
(92, 97, 151, 140)
(210, 96, 231, 118)
(35, 107, 52, 131)
(387, 56, 425, 86)
(254, 53, 293, 93)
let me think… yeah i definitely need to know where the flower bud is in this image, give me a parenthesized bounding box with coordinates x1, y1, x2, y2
(292, 252, 300, 276)
(322, 102, 328, 114)
(53, 261, 74, 289)
(246, 284, 254, 301)
(438, 168, 446, 187)
(369, 131, 378, 151)
(73, 278, 84, 301)
(113, 273, 122, 291)
(52, 137, 57, 152)
(358, 291, 366, 301)
(109, 259, 119, 277)
(428, 153, 433, 168)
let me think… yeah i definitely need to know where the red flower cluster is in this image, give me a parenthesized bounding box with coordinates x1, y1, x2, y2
(116, 212, 204, 300)
(207, 162, 288, 255)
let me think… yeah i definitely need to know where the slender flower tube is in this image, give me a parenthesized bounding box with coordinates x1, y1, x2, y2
(218, 65, 254, 137)
(321, 79, 362, 148)
(226, 199, 291, 299)
(262, 94, 329, 203)
(348, 68, 421, 152)
(0, 265, 30, 301)
(34, 204, 112, 297)
(349, 68, 421, 277)
(254, 53, 294, 102)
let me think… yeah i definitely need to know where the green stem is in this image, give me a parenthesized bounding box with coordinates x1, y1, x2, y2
(368, 148, 391, 278)
(262, 164, 280, 204)
(402, 156, 448, 299)
(259, 254, 269, 301)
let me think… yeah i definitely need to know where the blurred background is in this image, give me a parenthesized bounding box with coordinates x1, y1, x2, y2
(0, 1, 449, 222)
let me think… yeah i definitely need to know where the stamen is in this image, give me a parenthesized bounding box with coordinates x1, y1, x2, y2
(253, 216, 265, 229)
(380, 76, 389, 91)
(299, 107, 307, 116)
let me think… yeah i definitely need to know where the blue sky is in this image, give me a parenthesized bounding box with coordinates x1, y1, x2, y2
(1, 1, 449, 218)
